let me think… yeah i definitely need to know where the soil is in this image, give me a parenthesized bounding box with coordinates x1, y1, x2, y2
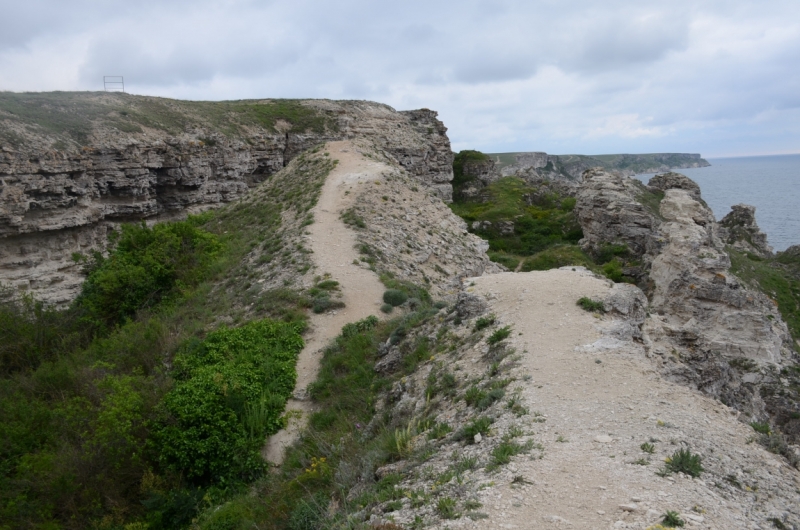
(457, 269, 800, 529)
(263, 141, 390, 464)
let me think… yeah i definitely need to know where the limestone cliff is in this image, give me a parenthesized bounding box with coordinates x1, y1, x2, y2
(494, 151, 710, 180)
(575, 168, 798, 432)
(0, 93, 454, 304)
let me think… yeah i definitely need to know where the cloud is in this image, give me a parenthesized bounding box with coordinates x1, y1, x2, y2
(0, 0, 798, 157)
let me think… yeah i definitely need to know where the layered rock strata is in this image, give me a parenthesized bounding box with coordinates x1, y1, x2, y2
(0, 97, 454, 304)
(576, 168, 796, 425)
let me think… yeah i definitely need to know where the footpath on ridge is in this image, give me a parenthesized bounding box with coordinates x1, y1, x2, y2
(264, 141, 389, 464)
(457, 270, 799, 529)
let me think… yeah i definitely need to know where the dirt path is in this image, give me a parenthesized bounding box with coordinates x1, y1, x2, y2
(264, 141, 389, 464)
(465, 269, 798, 529)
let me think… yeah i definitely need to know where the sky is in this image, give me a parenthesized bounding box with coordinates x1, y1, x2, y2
(0, 0, 799, 157)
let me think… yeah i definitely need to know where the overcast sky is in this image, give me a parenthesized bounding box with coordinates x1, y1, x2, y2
(1, 0, 798, 157)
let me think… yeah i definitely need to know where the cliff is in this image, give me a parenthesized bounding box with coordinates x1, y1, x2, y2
(491, 150, 710, 180)
(0, 92, 454, 304)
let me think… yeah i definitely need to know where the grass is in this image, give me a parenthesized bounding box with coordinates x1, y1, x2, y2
(0, 150, 339, 529)
(640, 442, 655, 454)
(729, 248, 800, 342)
(473, 314, 496, 331)
(449, 175, 583, 262)
(489, 440, 530, 468)
(0, 92, 336, 147)
(577, 296, 605, 313)
(457, 417, 493, 443)
(448, 153, 633, 282)
(436, 497, 459, 519)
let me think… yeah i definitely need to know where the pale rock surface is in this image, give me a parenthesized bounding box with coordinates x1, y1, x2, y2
(0, 100, 454, 305)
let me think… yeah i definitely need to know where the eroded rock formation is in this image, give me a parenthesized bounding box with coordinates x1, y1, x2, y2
(575, 168, 796, 424)
(0, 97, 454, 304)
(719, 203, 774, 258)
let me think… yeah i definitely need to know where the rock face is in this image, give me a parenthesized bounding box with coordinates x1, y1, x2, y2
(719, 203, 774, 258)
(646, 188, 789, 365)
(575, 168, 794, 422)
(0, 97, 454, 304)
(574, 168, 663, 266)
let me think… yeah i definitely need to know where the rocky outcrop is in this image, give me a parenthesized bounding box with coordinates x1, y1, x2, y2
(719, 204, 774, 258)
(647, 171, 702, 202)
(646, 189, 789, 365)
(0, 96, 454, 304)
(574, 168, 663, 266)
(575, 168, 795, 426)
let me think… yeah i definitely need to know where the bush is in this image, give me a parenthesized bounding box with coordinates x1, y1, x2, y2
(661, 510, 685, 527)
(487, 326, 511, 345)
(383, 289, 408, 307)
(457, 417, 493, 443)
(577, 297, 605, 313)
(312, 295, 345, 314)
(473, 314, 496, 332)
(381, 303, 394, 314)
(76, 218, 221, 330)
(663, 448, 703, 477)
(151, 319, 303, 483)
(602, 260, 624, 282)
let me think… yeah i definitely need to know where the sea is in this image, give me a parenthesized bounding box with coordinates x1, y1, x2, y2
(635, 154, 800, 252)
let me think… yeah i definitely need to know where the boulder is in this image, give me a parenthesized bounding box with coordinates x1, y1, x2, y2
(456, 292, 489, 319)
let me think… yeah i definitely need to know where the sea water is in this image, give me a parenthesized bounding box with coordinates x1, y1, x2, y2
(636, 154, 800, 251)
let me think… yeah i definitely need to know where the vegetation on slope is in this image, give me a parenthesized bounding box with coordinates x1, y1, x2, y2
(0, 150, 336, 529)
(449, 150, 628, 277)
(729, 248, 800, 343)
(0, 91, 337, 147)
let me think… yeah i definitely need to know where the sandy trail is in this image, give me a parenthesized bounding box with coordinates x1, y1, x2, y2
(264, 141, 389, 464)
(466, 269, 795, 529)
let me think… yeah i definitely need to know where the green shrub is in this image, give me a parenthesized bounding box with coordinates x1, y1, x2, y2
(473, 314, 496, 331)
(750, 421, 771, 434)
(577, 297, 605, 313)
(457, 417, 493, 443)
(663, 448, 703, 477)
(383, 289, 408, 307)
(381, 303, 394, 314)
(601, 260, 624, 282)
(340, 315, 379, 338)
(151, 319, 303, 483)
(0, 292, 84, 374)
(312, 295, 345, 314)
(487, 326, 511, 345)
(76, 218, 221, 330)
(661, 510, 685, 527)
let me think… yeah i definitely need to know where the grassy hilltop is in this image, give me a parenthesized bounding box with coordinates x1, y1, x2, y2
(0, 91, 337, 148)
